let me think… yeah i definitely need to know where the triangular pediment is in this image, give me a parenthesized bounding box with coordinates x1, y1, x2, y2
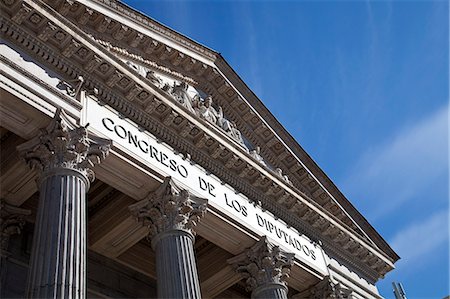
(1, 0, 398, 281)
(65, 0, 398, 262)
(88, 26, 375, 247)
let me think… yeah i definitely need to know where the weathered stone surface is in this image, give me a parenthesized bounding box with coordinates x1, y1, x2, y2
(17, 109, 111, 298)
(130, 177, 207, 299)
(228, 237, 294, 299)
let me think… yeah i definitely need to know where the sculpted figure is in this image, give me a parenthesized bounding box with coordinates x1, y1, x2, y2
(198, 96, 219, 124)
(276, 168, 292, 185)
(250, 146, 266, 166)
(161, 83, 171, 92)
(146, 70, 163, 88)
(125, 61, 165, 89)
(171, 81, 196, 113)
(126, 60, 148, 77)
(192, 94, 201, 114)
(217, 106, 233, 133)
(229, 121, 247, 149)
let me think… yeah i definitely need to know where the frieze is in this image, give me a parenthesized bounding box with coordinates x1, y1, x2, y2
(20, 0, 373, 248)
(0, 1, 393, 281)
(122, 57, 256, 154)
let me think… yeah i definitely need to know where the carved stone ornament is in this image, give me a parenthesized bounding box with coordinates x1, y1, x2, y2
(250, 146, 266, 166)
(16, 108, 112, 182)
(227, 236, 295, 292)
(129, 177, 208, 238)
(56, 75, 85, 97)
(310, 276, 353, 299)
(0, 199, 31, 253)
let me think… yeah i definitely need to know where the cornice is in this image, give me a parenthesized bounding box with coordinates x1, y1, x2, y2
(0, 53, 83, 114)
(95, 0, 218, 59)
(58, 0, 363, 239)
(48, 0, 376, 244)
(0, 0, 395, 282)
(213, 57, 400, 262)
(66, 0, 218, 61)
(93, 38, 198, 86)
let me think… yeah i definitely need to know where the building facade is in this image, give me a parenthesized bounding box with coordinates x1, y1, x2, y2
(0, 0, 399, 298)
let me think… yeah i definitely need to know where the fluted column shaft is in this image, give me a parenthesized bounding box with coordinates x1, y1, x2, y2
(252, 282, 288, 299)
(17, 108, 111, 299)
(152, 229, 201, 299)
(129, 177, 208, 299)
(26, 168, 88, 298)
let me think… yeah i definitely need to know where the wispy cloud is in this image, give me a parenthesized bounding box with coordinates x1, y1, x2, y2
(390, 210, 448, 264)
(341, 104, 449, 221)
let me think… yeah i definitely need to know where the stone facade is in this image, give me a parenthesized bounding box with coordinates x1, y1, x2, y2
(0, 0, 398, 298)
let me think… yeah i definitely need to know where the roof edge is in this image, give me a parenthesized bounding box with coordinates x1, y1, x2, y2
(214, 54, 400, 263)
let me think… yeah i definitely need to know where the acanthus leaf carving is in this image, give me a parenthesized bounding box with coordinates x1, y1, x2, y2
(227, 236, 294, 292)
(129, 176, 208, 239)
(16, 108, 111, 182)
(310, 276, 353, 299)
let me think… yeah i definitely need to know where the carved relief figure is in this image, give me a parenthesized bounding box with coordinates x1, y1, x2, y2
(197, 96, 219, 124)
(276, 168, 292, 185)
(217, 106, 233, 133)
(145, 70, 163, 88)
(250, 146, 265, 166)
(126, 60, 147, 77)
(171, 81, 196, 113)
(229, 121, 246, 147)
(125, 60, 164, 89)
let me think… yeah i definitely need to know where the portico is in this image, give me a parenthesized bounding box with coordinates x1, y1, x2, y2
(0, 0, 399, 298)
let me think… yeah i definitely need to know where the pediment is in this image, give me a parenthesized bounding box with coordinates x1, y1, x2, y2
(86, 21, 374, 247)
(111, 52, 278, 172)
(64, 0, 398, 263)
(0, 0, 398, 281)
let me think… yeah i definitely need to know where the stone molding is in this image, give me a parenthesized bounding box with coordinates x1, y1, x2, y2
(16, 108, 111, 183)
(310, 276, 353, 299)
(88, 0, 218, 60)
(49, 0, 372, 241)
(6, 1, 396, 264)
(228, 237, 294, 292)
(0, 0, 394, 281)
(129, 177, 208, 240)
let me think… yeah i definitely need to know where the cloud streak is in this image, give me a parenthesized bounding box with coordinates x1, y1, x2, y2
(390, 210, 448, 264)
(341, 104, 448, 221)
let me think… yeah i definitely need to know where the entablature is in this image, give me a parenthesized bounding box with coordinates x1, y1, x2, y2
(43, 0, 372, 240)
(0, 0, 396, 282)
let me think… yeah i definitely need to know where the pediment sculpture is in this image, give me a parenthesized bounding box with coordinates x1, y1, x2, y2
(123, 59, 279, 170)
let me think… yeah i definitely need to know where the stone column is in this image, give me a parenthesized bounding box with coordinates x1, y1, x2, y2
(0, 199, 31, 257)
(310, 276, 353, 299)
(17, 108, 111, 299)
(228, 236, 295, 299)
(129, 177, 207, 299)
(0, 199, 31, 297)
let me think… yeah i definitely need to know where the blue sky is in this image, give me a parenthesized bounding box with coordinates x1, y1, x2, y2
(123, 1, 449, 297)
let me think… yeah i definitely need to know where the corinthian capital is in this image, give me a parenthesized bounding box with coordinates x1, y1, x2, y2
(228, 236, 295, 292)
(129, 177, 208, 238)
(310, 276, 353, 299)
(17, 108, 111, 182)
(1, 199, 31, 253)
